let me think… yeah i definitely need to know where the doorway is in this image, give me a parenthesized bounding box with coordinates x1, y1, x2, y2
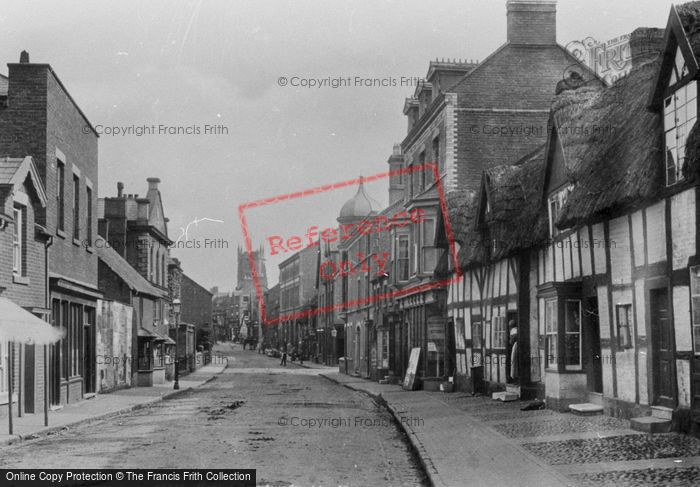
(24, 344, 35, 413)
(583, 297, 603, 394)
(650, 288, 677, 408)
(83, 321, 95, 394)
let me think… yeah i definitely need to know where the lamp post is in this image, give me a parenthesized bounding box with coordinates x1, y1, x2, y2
(172, 298, 181, 390)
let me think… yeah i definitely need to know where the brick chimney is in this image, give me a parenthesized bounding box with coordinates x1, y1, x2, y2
(506, 0, 557, 45)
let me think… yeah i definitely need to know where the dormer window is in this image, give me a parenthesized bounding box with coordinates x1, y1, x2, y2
(548, 184, 574, 237)
(664, 79, 697, 186)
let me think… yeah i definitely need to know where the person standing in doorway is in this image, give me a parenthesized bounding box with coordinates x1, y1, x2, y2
(509, 321, 518, 381)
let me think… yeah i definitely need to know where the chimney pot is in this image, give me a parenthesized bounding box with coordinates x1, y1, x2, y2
(147, 177, 161, 190)
(19, 51, 29, 63)
(117, 182, 124, 197)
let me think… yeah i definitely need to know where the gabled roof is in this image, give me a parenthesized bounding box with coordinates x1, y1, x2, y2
(480, 146, 548, 261)
(446, 43, 599, 109)
(649, 4, 700, 109)
(96, 238, 168, 299)
(0, 156, 48, 207)
(443, 146, 547, 269)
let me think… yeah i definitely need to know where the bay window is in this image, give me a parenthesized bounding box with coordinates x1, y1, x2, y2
(690, 266, 700, 354)
(545, 299, 558, 367)
(397, 235, 409, 281)
(540, 282, 582, 371)
(421, 218, 437, 273)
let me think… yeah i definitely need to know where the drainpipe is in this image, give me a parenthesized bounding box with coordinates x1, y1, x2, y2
(44, 234, 53, 427)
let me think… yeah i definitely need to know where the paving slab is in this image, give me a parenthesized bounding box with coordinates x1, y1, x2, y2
(322, 372, 572, 487)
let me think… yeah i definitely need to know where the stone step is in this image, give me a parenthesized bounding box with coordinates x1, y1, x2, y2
(568, 403, 604, 416)
(651, 405, 673, 420)
(630, 416, 672, 434)
(587, 392, 603, 406)
(492, 391, 518, 402)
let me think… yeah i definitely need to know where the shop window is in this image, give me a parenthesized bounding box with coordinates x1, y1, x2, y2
(69, 303, 83, 377)
(616, 304, 633, 349)
(381, 329, 389, 369)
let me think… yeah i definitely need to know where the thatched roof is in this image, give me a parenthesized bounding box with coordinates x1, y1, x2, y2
(556, 6, 700, 227)
(677, 2, 700, 57)
(482, 146, 548, 261)
(445, 146, 547, 270)
(554, 53, 665, 227)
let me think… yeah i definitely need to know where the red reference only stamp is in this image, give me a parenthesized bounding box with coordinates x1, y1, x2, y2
(238, 163, 461, 326)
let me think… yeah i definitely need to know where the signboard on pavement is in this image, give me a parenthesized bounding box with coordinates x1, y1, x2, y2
(403, 347, 421, 391)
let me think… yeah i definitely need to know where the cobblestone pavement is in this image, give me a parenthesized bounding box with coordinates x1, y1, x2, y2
(572, 466, 700, 486)
(445, 394, 700, 486)
(0, 344, 427, 487)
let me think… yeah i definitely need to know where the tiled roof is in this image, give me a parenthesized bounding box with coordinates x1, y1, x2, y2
(95, 238, 168, 298)
(0, 157, 23, 184)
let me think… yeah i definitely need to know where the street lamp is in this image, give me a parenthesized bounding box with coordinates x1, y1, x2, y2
(172, 298, 181, 390)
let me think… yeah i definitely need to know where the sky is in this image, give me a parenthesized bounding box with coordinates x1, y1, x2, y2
(0, 0, 675, 291)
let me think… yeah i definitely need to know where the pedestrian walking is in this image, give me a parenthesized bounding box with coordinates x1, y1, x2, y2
(280, 347, 287, 366)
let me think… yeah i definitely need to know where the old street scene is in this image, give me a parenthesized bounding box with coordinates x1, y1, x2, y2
(6, 1, 700, 486)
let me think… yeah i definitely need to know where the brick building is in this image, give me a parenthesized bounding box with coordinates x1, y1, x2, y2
(0, 51, 101, 406)
(384, 0, 588, 383)
(168, 258, 195, 373)
(278, 245, 318, 354)
(98, 178, 173, 385)
(180, 273, 213, 349)
(0, 156, 56, 417)
(211, 288, 240, 342)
